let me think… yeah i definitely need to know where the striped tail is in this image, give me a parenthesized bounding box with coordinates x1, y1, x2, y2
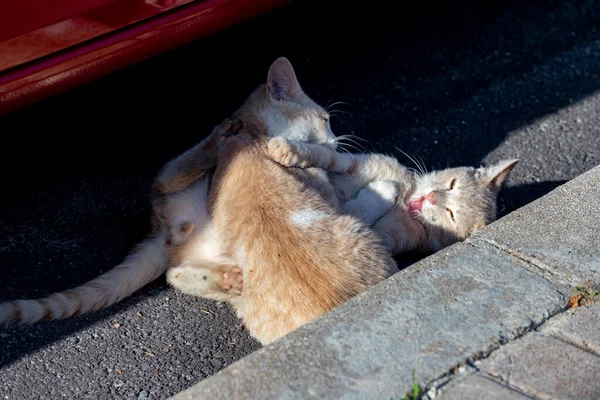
(0, 234, 169, 326)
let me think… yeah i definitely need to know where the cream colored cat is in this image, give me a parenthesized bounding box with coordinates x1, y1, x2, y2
(267, 138, 518, 253)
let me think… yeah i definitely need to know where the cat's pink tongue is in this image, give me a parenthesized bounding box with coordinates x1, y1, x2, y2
(408, 198, 424, 214)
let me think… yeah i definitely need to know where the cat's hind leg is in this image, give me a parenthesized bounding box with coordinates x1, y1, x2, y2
(152, 120, 229, 196)
(166, 262, 243, 302)
(222, 266, 244, 296)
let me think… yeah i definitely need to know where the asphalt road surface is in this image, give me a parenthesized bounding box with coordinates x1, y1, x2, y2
(1, 0, 599, 398)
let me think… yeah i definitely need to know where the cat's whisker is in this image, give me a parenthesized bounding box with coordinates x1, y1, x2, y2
(336, 134, 369, 146)
(324, 94, 336, 110)
(336, 137, 368, 152)
(415, 154, 428, 175)
(405, 167, 423, 178)
(344, 143, 366, 152)
(336, 142, 354, 154)
(408, 149, 427, 175)
(337, 138, 367, 151)
(341, 134, 370, 144)
(395, 147, 426, 176)
(326, 101, 349, 111)
(416, 154, 429, 174)
(337, 146, 350, 154)
(338, 142, 362, 153)
(336, 135, 366, 144)
(415, 213, 431, 230)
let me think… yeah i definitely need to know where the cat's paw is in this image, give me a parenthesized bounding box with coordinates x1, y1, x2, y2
(355, 180, 399, 223)
(222, 266, 243, 296)
(268, 137, 307, 168)
(361, 180, 400, 205)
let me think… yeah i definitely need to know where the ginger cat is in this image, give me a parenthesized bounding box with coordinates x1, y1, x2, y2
(165, 74, 398, 346)
(0, 57, 517, 346)
(165, 59, 518, 345)
(0, 58, 396, 329)
(169, 142, 519, 312)
(168, 137, 518, 345)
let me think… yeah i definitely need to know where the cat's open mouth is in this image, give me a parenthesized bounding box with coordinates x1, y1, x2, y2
(407, 197, 424, 215)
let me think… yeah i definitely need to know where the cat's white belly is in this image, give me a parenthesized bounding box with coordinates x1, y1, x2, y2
(185, 222, 229, 264)
(168, 176, 231, 265)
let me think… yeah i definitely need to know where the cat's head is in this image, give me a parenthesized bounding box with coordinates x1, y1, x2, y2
(407, 159, 519, 251)
(232, 57, 337, 149)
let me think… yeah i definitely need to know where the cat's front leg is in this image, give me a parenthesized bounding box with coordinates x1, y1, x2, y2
(268, 137, 313, 168)
(268, 137, 364, 175)
(342, 180, 399, 225)
(268, 137, 339, 169)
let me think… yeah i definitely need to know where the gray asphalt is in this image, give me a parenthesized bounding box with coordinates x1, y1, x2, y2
(1, 0, 599, 398)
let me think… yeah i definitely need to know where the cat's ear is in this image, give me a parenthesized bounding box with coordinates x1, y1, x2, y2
(477, 159, 519, 194)
(266, 57, 302, 101)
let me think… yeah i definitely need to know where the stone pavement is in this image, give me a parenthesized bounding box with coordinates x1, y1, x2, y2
(438, 304, 600, 400)
(170, 164, 600, 399)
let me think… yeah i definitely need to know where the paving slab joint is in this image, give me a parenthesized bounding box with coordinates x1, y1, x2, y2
(421, 367, 545, 400)
(546, 329, 600, 359)
(470, 237, 557, 277)
(419, 300, 572, 399)
(419, 364, 478, 399)
(476, 373, 545, 400)
(466, 237, 578, 295)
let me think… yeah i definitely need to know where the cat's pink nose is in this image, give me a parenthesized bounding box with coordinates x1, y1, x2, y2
(425, 191, 437, 205)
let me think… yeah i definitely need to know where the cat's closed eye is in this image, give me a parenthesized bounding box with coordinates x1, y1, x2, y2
(446, 208, 455, 221)
(448, 178, 456, 190)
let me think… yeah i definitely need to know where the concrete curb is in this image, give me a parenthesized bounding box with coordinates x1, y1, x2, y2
(169, 165, 600, 400)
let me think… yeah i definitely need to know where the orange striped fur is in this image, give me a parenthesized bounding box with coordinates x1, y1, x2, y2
(166, 58, 398, 344)
(166, 57, 517, 344)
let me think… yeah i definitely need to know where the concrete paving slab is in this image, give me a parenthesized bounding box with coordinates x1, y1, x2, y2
(480, 333, 600, 400)
(471, 166, 600, 287)
(540, 304, 600, 356)
(170, 243, 566, 400)
(437, 374, 532, 400)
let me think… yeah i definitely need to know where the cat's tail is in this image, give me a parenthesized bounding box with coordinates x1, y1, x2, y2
(0, 234, 169, 326)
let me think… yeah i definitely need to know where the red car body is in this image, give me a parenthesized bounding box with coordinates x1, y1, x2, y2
(0, 0, 291, 116)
